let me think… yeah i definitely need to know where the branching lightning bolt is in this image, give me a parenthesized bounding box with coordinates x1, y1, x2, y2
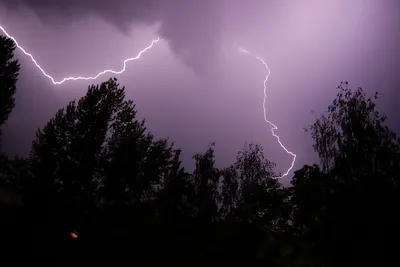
(239, 47, 296, 179)
(0, 24, 295, 178)
(0, 25, 160, 84)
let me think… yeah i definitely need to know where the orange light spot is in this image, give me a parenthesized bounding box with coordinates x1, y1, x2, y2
(70, 232, 78, 239)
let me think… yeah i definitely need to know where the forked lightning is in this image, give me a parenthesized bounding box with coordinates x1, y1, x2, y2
(239, 47, 296, 178)
(0, 25, 160, 84)
(0, 25, 296, 178)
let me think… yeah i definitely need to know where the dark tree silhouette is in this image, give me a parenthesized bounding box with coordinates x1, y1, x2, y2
(0, 35, 23, 196)
(292, 81, 400, 266)
(1, 70, 398, 266)
(25, 78, 191, 262)
(219, 143, 285, 226)
(0, 35, 19, 133)
(191, 143, 220, 223)
(0, 35, 31, 263)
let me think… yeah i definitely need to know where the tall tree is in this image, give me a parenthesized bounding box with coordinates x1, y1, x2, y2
(27, 78, 187, 238)
(157, 148, 194, 223)
(296, 81, 400, 266)
(220, 143, 285, 228)
(0, 35, 21, 191)
(307, 81, 400, 177)
(191, 143, 220, 223)
(28, 78, 128, 214)
(0, 35, 20, 133)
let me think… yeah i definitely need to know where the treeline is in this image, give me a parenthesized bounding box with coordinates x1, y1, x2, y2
(1, 35, 399, 266)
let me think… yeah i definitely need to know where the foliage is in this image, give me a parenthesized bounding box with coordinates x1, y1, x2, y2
(1, 36, 399, 266)
(296, 81, 400, 266)
(0, 35, 20, 130)
(0, 35, 21, 192)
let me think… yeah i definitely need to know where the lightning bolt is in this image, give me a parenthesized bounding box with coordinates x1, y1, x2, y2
(0, 24, 295, 178)
(239, 47, 296, 179)
(0, 25, 160, 84)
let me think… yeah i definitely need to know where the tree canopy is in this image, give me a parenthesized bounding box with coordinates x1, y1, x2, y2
(1, 34, 399, 266)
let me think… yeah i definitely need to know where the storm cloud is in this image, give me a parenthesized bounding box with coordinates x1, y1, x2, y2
(1, 0, 224, 75)
(0, 0, 398, 183)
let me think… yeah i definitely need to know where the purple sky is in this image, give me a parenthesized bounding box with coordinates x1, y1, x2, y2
(0, 0, 399, 184)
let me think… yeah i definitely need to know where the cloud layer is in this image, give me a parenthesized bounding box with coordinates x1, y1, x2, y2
(1, 0, 224, 75)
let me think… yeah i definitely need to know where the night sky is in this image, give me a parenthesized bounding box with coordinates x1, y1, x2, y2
(0, 0, 399, 184)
